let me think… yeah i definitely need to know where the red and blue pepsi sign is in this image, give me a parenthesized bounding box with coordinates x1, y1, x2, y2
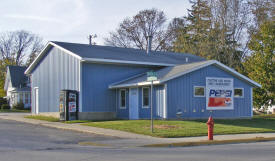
(206, 78, 234, 110)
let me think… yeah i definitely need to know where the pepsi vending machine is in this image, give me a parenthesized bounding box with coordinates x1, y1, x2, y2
(59, 90, 78, 121)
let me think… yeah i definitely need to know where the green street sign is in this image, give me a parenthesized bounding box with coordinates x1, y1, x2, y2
(147, 71, 157, 81)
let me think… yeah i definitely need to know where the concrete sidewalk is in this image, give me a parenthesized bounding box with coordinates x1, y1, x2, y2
(1, 113, 275, 147)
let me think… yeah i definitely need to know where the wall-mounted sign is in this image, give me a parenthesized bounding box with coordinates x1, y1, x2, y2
(147, 71, 157, 81)
(206, 77, 234, 110)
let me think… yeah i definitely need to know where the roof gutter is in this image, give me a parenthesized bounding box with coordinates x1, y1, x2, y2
(81, 58, 175, 67)
(109, 81, 160, 89)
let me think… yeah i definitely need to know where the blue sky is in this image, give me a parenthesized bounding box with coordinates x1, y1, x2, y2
(0, 0, 191, 45)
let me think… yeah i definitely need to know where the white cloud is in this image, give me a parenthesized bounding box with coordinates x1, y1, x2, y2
(0, 0, 191, 45)
(3, 14, 65, 24)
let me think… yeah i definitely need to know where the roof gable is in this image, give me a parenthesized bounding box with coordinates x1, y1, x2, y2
(109, 60, 261, 88)
(5, 66, 28, 89)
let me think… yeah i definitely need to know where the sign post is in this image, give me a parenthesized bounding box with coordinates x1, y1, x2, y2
(147, 71, 157, 133)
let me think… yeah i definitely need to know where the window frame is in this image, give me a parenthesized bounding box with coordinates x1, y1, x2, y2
(234, 88, 244, 98)
(193, 86, 205, 97)
(119, 89, 126, 109)
(142, 87, 150, 108)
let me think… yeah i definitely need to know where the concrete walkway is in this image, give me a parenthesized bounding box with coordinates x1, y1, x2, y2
(1, 113, 275, 147)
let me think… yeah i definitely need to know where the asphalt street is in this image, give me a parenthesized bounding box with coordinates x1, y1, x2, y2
(0, 119, 275, 161)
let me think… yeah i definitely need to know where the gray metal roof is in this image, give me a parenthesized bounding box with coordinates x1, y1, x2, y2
(7, 66, 28, 88)
(52, 41, 205, 65)
(109, 60, 262, 88)
(110, 61, 212, 88)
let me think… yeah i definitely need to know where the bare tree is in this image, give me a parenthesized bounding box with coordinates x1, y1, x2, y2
(248, 0, 273, 30)
(209, 0, 251, 68)
(105, 8, 177, 52)
(0, 30, 43, 66)
(25, 36, 43, 66)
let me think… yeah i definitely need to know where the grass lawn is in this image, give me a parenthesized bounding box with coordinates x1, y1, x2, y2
(24, 114, 275, 138)
(0, 109, 30, 113)
(24, 115, 60, 122)
(82, 114, 275, 138)
(24, 115, 91, 124)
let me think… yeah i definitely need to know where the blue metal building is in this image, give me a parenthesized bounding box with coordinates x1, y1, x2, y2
(25, 41, 261, 120)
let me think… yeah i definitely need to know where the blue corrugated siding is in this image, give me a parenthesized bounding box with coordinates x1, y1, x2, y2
(166, 65, 252, 119)
(31, 47, 80, 113)
(82, 63, 151, 112)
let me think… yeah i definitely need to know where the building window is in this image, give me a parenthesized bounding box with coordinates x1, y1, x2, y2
(142, 87, 149, 108)
(19, 93, 23, 103)
(120, 89, 126, 109)
(234, 88, 244, 98)
(25, 93, 29, 104)
(194, 86, 205, 97)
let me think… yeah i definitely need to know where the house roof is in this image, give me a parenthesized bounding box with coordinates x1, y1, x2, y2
(109, 60, 262, 88)
(6, 66, 28, 88)
(24, 41, 261, 88)
(25, 41, 205, 74)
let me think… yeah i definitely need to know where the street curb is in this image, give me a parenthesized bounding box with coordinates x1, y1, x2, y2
(142, 137, 275, 147)
(0, 116, 120, 138)
(0, 115, 153, 139)
(2, 114, 275, 148)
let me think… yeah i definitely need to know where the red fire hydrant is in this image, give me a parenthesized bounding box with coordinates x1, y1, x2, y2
(206, 116, 214, 140)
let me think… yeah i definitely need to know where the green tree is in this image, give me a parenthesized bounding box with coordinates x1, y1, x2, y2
(173, 0, 212, 59)
(0, 59, 16, 97)
(243, 20, 275, 109)
(173, 0, 250, 70)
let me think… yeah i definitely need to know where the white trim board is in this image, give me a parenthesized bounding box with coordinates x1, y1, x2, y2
(109, 81, 160, 89)
(82, 58, 175, 67)
(234, 87, 244, 98)
(78, 61, 83, 112)
(193, 86, 205, 97)
(163, 84, 167, 119)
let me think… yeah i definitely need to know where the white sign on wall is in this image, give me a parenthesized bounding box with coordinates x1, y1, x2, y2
(206, 77, 234, 110)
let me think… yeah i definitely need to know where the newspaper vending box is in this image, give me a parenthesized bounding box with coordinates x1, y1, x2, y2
(59, 90, 78, 121)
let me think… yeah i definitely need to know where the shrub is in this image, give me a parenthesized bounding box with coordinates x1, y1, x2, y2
(0, 97, 8, 107)
(1, 104, 10, 110)
(12, 102, 25, 110)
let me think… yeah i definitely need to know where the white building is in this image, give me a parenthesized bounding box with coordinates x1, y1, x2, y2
(4, 66, 31, 108)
